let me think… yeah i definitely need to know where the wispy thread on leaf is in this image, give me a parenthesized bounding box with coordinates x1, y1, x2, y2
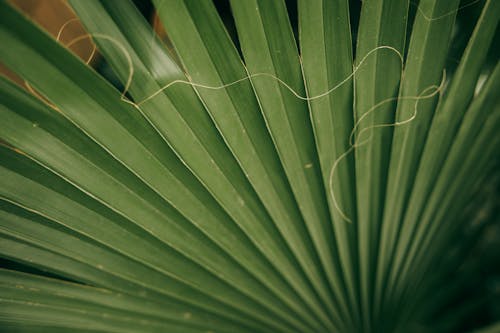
(23, 81, 58, 112)
(412, 0, 482, 22)
(328, 73, 446, 223)
(134, 46, 403, 106)
(58, 24, 451, 224)
(23, 17, 98, 111)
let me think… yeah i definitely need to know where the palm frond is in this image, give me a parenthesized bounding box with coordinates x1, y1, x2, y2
(0, 0, 498, 332)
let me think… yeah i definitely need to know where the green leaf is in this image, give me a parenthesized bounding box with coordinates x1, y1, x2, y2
(150, 1, 333, 329)
(0, 149, 272, 333)
(228, 0, 350, 329)
(0, 269, 232, 333)
(393, 61, 500, 304)
(389, 0, 500, 304)
(298, 0, 360, 328)
(375, 0, 460, 321)
(67, 2, 327, 329)
(0, 78, 302, 332)
(0, 0, 498, 331)
(353, 0, 409, 329)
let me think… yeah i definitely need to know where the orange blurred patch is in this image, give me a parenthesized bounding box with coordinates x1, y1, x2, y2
(2, 0, 97, 86)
